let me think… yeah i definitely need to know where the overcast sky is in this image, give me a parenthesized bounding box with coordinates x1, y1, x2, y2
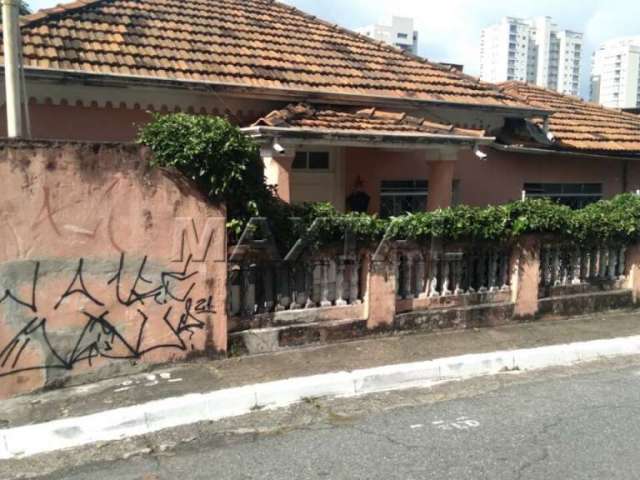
(27, 0, 640, 98)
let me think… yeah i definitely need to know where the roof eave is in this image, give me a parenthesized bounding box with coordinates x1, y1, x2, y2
(17, 67, 550, 117)
(492, 143, 640, 160)
(242, 126, 495, 149)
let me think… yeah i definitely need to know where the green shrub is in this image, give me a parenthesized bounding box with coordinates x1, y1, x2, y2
(138, 113, 272, 231)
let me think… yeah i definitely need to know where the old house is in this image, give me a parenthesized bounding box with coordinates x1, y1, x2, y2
(1, 0, 640, 212)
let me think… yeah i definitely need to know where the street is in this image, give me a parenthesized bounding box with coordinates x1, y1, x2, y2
(15, 357, 640, 480)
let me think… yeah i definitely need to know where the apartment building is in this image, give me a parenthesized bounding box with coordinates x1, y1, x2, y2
(591, 36, 640, 109)
(480, 17, 582, 96)
(356, 16, 419, 55)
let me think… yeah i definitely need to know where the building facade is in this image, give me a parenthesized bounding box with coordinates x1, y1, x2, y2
(480, 17, 583, 96)
(591, 36, 640, 109)
(1, 0, 639, 218)
(356, 16, 419, 55)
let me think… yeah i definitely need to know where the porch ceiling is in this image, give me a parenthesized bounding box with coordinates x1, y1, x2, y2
(242, 104, 495, 149)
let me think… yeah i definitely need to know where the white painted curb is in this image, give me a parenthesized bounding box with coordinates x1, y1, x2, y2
(2, 334, 640, 460)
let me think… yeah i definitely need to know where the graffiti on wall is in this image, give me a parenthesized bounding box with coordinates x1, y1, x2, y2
(0, 253, 214, 378)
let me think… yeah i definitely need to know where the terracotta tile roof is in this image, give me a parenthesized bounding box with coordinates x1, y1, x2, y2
(500, 82, 640, 153)
(8, 0, 534, 111)
(252, 104, 487, 137)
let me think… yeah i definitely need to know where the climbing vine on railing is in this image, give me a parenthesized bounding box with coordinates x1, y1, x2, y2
(307, 195, 640, 246)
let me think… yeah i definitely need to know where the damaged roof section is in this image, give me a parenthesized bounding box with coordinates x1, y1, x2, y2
(500, 82, 640, 154)
(245, 104, 493, 148)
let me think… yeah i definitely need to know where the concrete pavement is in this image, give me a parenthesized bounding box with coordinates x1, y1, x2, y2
(4, 310, 640, 428)
(11, 356, 640, 480)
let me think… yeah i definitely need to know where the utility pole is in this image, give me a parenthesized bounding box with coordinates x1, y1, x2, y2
(2, 0, 23, 138)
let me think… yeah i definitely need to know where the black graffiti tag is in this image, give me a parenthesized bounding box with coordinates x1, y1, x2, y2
(0, 255, 215, 379)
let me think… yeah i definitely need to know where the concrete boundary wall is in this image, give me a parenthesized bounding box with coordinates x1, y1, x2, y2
(0, 141, 228, 399)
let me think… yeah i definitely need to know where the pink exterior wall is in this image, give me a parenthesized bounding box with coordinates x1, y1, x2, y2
(344, 147, 432, 214)
(0, 103, 153, 142)
(0, 142, 227, 399)
(0, 101, 277, 142)
(344, 146, 640, 214)
(455, 148, 636, 206)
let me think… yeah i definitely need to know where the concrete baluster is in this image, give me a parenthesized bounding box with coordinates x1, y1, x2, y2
(571, 249, 582, 285)
(289, 264, 301, 310)
(478, 254, 488, 293)
(581, 250, 590, 283)
(350, 257, 361, 304)
(429, 255, 440, 297)
(305, 261, 317, 309)
(335, 256, 347, 306)
(242, 261, 256, 316)
(488, 251, 498, 292)
(228, 264, 242, 316)
(618, 246, 627, 279)
(416, 254, 427, 299)
(500, 251, 510, 291)
(589, 248, 600, 280)
(263, 265, 275, 312)
(454, 256, 464, 295)
(608, 247, 618, 280)
(395, 253, 403, 300)
(598, 247, 607, 279)
(403, 254, 415, 300)
(320, 258, 332, 307)
(553, 246, 562, 286)
(442, 257, 452, 296)
(543, 245, 553, 286)
(467, 256, 477, 293)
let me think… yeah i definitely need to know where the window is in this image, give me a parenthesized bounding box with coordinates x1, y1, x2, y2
(397, 32, 408, 39)
(380, 180, 428, 218)
(291, 151, 330, 171)
(523, 183, 603, 209)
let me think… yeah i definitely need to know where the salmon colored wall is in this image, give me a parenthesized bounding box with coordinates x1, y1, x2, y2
(455, 148, 634, 206)
(0, 142, 227, 399)
(0, 102, 271, 141)
(0, 103, 153, 141)
(344, 146, 640, 214)
(344, 147, 433, 214)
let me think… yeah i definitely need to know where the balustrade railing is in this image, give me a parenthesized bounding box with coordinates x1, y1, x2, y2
(228, 253, 363, 317)
(539, 243, 627, 292)
(395, 246, 512, 300)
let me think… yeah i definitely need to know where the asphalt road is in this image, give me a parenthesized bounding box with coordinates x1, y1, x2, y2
(20, 361, 640, 480)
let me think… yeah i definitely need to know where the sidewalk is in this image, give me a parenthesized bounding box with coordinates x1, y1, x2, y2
(3, 310, 640, 429)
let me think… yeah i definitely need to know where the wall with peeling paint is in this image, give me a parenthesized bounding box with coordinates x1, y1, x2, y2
(0, 141, 227, 399)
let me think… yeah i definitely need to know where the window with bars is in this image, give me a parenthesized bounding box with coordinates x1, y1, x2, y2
(380, 180, 428, 218)
(523, 183, 603, 209)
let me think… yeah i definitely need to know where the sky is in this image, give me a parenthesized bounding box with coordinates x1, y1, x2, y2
(26, 0, 640, 99)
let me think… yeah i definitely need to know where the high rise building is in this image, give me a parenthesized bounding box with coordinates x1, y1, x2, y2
(480, 17, 583, 96)
(356, 16, 419, 55)
(591, 37, 640, 109)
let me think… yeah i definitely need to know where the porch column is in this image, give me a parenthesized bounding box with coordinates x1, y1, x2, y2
(261, 147, 296, 203)
(427, 161, 455, 211)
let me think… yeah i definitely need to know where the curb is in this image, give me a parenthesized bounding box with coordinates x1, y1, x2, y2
(2, 335, 640, 460)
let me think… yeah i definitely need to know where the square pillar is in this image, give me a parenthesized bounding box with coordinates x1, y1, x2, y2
(366, 252, 397, 329)
(625, 243, 640, 304)
(511, 235, 541, 318)
(427, 161, 455, 211)
(261, 147, 295, 203)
